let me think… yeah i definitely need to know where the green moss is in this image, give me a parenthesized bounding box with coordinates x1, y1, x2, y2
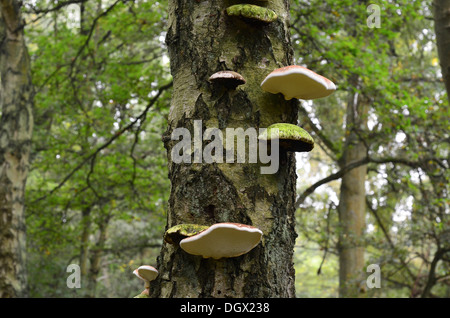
(226, 4, 278, 24)
(164, 224, 210, 245)
(133, 293, 149, 298)
(258, 123, 314, 152)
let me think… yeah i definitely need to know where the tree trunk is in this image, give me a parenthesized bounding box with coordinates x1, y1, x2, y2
(337, 87, 368, 298)
(433, 0, 450, 102)
(152, 0, 298, 298)
(0, 0, 33, 298)
(80, 207, 92, 277)
(87, 217, 109, 298)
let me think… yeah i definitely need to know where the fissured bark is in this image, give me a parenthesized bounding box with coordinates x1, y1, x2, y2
(152, 0, 298, 297)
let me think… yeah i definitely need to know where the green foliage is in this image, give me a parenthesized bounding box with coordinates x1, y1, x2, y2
(24, 0, 171, 297)
(18, 0, 449, 298)
(292, 0, 449, 297)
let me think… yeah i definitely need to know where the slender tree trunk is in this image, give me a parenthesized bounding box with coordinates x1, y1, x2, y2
(433, 0, 450, 102)
(337, 86, 368, 298)
(87, 217, 108, 297)
(0, 0, 33, 298)
(80, 207, 92, 277)
(152, 0, 298, 297)
(421, 248, 447, 298)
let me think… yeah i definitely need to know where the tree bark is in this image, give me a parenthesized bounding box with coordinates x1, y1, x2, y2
(433, 0, 450, 102)
(80, 207, 92, 278)
(421, 248, 448, 298)
(337, 87, 368, 298)
(152, 0, 298, 298)
(0, 0, 33, 297)
(87, 217, 108, 298)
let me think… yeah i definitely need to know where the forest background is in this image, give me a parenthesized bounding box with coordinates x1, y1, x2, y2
(0, 0, 448, 298)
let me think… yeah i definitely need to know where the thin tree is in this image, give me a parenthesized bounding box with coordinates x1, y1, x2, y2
(433, 0, 450, 102)
(0, 0, 34, 297)
(337, 79, 368, 298)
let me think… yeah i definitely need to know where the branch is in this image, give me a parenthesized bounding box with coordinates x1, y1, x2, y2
(298, 103, 341, 158)
(295, 157, 369, 209)
(295, 155, 441, 209)
(34, 63, 71, 95)
(365, 198, 394, 248)
(32, 81, 173, 203)
(399, 76, 444, 83)
(18, 0, 91, 32)
(421, 247, 450, 298)
(25, 0, 89, 14)
(366, 197, 416, 281)
(317, 201, 335, 275)
(68, 0, 123, 75)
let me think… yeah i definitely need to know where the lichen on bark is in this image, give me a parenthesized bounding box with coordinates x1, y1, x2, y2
(164, 224, 210, 245)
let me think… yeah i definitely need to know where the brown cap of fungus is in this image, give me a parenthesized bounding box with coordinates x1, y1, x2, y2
(209, 71, 246, 89)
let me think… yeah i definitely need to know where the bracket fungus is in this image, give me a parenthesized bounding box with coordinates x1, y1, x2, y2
(261, 65, 336, 100)
(225, 4, 278, 24)
(164, 223, 210, 245)
(133, 265, 158, 297)
(178, 223, 263, 259)
(258, 123, 314, 152)
(209, 71, 246, 89)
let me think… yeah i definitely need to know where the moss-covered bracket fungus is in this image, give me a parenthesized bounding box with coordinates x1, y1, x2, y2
(166, 223, 263, 260)
(164, 223, 210, 245)
(258, 123, 314, 152)
(209, 71, 246, 89)
(225, 4, 278, 24)
(133, 265, 158, 298)
(261, 65, 336, 100)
